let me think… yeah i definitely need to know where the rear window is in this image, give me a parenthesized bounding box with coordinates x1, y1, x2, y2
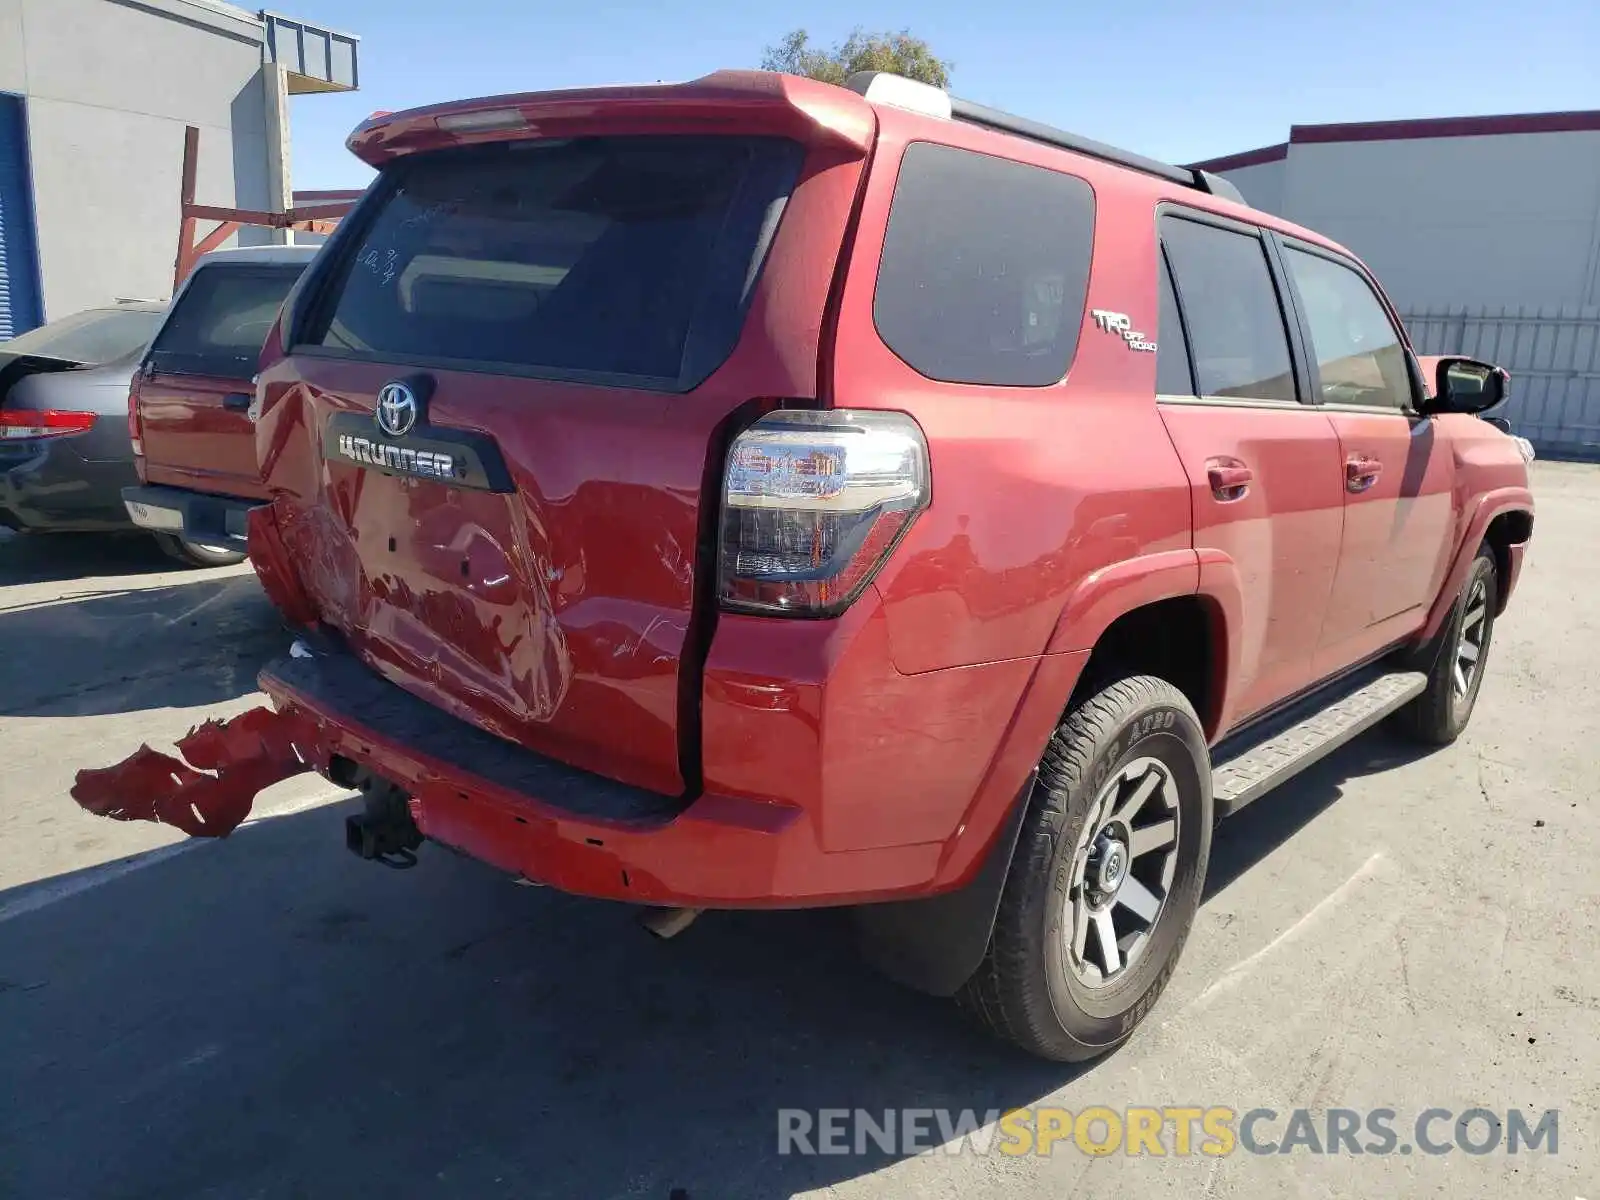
(298, 136, 805, 389)
(150, 264, 305, 378)
(3, 306, 165, 364)
(873, 142, 1095, 387)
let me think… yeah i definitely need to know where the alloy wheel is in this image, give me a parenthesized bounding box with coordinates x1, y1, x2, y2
(1064, 756, 1182, 988)
(1453, 578, 1489, 701)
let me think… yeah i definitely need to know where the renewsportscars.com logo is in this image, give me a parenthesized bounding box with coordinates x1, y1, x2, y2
(777, 1106, 1560, 1158)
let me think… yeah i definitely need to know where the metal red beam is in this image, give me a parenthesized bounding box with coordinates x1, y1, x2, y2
(174, 126, 357, 289)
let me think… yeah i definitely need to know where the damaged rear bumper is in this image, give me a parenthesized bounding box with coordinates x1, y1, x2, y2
(252, 638, 945, 909)
(70, 706, 319, 837)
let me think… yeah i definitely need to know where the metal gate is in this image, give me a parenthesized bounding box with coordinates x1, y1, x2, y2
(0, 93, 43, 341)
(1403, 305, 1600, 459)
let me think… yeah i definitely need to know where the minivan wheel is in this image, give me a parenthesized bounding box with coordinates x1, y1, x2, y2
(153, 533, 246, 569)
(958, 675, 1212, 1062)
(1393, 544, 1498, 746)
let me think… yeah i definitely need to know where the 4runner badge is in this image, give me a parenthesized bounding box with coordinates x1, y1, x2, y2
(320, 370, 515, 494)
(1090, 309, 1157, 353)
(334, 433, 465, 483)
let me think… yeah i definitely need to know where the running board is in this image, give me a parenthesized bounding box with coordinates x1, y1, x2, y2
(1210, 668, 1427, 815)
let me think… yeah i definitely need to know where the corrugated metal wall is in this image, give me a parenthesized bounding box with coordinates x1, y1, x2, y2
(1404, 306, 1600, 459)
(0, 93, 42, 340)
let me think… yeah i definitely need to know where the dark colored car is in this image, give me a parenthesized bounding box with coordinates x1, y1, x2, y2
(0, 301, 166, 537)
(76, 70, 1533, 1062)
(121, 245, 319, 566)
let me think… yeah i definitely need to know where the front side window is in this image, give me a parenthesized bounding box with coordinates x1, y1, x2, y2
(874, 142, 1095, 387)
(1160, 216, 1296, 403)
(1283, 247, 1412, 410)
(302, 136, 803, 388)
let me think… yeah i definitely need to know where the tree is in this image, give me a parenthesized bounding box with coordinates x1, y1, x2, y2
(760, 28, 952, 89)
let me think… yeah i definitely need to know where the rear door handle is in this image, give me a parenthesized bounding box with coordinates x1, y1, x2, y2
(222, 392, 252, 412)
(1345, 454, 1383, 492)
(1205, 457, 1253, 501)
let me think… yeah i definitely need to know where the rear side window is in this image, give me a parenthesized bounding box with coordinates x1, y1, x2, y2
(1155, 250, 1194, 396)
(149, 265, 304, 378)
(873, 142, 1095, 387)
(1160, 216, 1296, 403)
(299, 136, 804, 389)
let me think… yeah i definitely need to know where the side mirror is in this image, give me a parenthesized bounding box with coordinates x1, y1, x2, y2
(1421, 356, 1508, 415)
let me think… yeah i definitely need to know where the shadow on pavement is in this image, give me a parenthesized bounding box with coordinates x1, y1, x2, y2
(1204, 728, 1434, 900)
(0, 530, 179, 587)
(0, 730, 1450, 1200)
(0, 570, 286, 719)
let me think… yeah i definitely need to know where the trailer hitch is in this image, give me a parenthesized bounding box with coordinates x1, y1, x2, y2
(70, 705, 318, 838)
(343, 770, 423, 869)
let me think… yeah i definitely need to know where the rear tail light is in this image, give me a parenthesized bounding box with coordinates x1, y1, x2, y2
(718, 408, 930, 616)
(0, 410, 97, 440)
(127, 376, 144, 458)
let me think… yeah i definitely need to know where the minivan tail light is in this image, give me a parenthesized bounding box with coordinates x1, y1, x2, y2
(718, 409, 930, 616)
(0, 410, 97, 440)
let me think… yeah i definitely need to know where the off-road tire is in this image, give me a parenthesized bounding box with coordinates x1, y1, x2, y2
(153, 533, 246, 569)
(1393, 544, 1497, 746)
(957, 675, 1212, 1062)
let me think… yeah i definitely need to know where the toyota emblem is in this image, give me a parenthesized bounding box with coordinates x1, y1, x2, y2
(375, 381, 418, 437)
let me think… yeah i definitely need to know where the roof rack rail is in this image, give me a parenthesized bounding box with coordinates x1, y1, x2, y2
(844, 71, 1246, 206)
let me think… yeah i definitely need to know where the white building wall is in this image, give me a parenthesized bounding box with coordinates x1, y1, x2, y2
(1218, 158, 1286, 217)
(1216, 131, 1600, 313)
(0, 0, 275, 319)
(1276, 133, 1600, 312)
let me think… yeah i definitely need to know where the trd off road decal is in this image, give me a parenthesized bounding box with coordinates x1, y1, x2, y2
(1091, 309, 1156, 352)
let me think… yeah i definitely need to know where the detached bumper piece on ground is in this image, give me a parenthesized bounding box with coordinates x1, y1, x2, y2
(70, 706, 317, 838)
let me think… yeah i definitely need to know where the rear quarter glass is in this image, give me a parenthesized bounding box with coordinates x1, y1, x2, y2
(292, 135, 805, 392)
(873, 140, 1096, 387)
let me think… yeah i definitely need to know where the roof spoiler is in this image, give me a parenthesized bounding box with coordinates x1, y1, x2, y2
(845, 71, 1246, 205)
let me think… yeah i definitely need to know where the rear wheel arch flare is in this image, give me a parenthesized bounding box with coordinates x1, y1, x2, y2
(1068, 595, 1220, 741)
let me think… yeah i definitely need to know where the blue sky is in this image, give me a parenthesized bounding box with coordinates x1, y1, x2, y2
(288, 0, 1600, 190)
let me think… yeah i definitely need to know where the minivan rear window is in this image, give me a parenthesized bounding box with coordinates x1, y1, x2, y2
(299, 136, 805, 389)
(149, 264, 305, 379)
(874, 142, 1095, 387)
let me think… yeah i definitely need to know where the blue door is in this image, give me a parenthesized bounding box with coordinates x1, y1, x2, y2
(0, 94, 42, 340)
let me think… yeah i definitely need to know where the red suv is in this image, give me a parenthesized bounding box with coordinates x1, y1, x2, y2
(74, 70, 1533, 1061)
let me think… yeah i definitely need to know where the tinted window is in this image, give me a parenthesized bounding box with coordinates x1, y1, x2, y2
(1161, 217, 1296, 403)
(3, 306, 165, 364)
(1156, 251, 1194, 396)
(1284, 247, 1411, 409)
(874, 142, 1094, 387)
(302, 136, 803, 387)
(151, 265, 304, 377)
